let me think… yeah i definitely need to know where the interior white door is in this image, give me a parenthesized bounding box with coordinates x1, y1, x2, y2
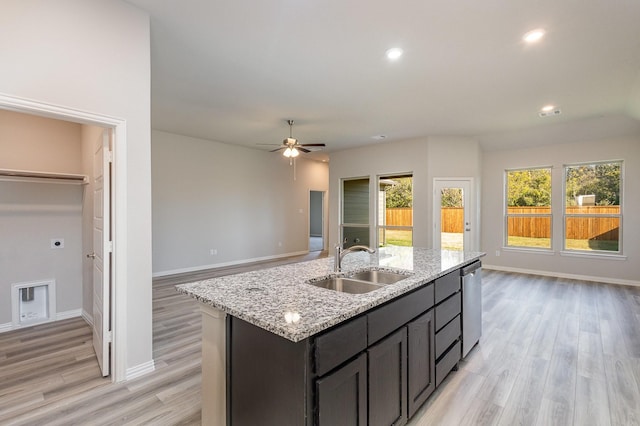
(433, 179, 474, 251)
(90, 129, 112, 377)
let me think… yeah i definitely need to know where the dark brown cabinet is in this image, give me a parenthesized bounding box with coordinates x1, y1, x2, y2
(368, 328, 408, 426)
(407, 310, 435, 418)
(434, 271, 462, 386)
(227, 269, 466, 426)
(316, 353, 367, 426)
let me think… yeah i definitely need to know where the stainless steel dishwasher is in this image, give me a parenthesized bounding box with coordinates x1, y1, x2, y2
(461, 261, 482, 358)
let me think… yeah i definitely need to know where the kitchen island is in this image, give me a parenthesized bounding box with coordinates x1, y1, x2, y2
(177, 247, 485, 426)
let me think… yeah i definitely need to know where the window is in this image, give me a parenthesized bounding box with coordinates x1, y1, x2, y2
(505, 167, 552, 249)
(564, 161, 622, 253)
(378, 174, 413, 247)
(341, 178, 370, 248)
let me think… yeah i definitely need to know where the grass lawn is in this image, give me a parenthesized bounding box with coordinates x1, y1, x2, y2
(380, 229, 413, 247)
(508, 236, 618, 251)
(379, 231, 618, 252)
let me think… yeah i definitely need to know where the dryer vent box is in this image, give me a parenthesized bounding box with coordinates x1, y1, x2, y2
(12, 280, 57, 327)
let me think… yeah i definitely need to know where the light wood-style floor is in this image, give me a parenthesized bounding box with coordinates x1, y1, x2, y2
(2, 257, 640, 425)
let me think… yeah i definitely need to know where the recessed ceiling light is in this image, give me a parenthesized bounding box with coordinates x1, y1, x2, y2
(523, 29, 545, 43)
(385, 48, 403, 61)
(539, 105, 561, 117)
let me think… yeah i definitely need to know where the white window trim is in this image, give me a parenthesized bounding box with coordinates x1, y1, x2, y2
(562, 160, 623, 256)
(504, 166, 553, 251)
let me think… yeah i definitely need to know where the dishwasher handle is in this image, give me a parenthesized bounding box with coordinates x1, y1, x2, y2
(461, 261, 482, 276)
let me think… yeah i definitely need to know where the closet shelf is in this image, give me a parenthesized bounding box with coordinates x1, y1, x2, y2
(0, 168, 88, 185)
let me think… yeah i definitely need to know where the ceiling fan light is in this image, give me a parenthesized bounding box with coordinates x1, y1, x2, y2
(290, 147, 299, 157)
(283, 147, 293, 157)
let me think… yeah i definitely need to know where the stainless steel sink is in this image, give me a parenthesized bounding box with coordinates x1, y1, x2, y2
(308, 277, 384, 294)
(347, 270, 408, 285)
(307, 269, 411, 294)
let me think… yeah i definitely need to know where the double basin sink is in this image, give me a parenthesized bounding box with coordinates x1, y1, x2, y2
(307, 269, 411, 294)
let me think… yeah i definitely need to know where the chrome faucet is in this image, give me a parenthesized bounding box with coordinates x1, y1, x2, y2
(334, 244, 376, 272)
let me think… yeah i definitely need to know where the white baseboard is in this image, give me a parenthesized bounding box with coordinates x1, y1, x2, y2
(81, 309, 94, 326)
(152, 250, 309, 278)
(125, 359, 156, 381)
(57, 309, 82, 321)
(483, 264, 640, 287)
(0, 309, 83, 334)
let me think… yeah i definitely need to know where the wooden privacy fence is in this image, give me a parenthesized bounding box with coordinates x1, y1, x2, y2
(386, 206, 620, 240)
(385, 207, 413, 228)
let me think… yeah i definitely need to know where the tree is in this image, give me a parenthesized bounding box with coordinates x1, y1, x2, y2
(441, 188, 462, 207)
(507, 169, 551, 207)
(565, 163, 620, 206)
(384, 177, 412, 208)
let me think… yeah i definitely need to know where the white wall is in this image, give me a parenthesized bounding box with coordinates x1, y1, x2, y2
(329, 136, 482, 250)
(1, 0, 153, 377)
(0, 183, 83, 324)
(482, 136, 640, 284)
(0, 111, 84, 327)
(152, 130, 329, 275)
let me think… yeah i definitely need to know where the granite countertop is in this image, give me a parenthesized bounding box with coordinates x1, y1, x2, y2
(176, 247, 485, 342)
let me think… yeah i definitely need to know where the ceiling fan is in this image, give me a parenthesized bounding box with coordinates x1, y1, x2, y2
(261, 120, 326, 161)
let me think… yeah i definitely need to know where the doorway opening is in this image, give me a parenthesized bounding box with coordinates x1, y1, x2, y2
(0, 93, 124, 381)
(433, 178, 475, 251)
(309, 190, 325, 252)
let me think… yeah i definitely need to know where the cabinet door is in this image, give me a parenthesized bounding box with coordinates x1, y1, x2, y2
(407, 310, 435, 418)
(368, 328, 408, 426)
(316, 353, 367, 426)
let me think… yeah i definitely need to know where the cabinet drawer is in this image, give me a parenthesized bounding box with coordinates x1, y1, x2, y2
(435, 315, 460, 359)
(435, 271, 460, 304)
(368, 283, 434, 345)
(315, 316, 367, 377)
(435, 340, 461, 386)
(435, 292, 461, 331)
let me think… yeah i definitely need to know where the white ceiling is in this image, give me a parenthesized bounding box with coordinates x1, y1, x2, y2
(125, 0, 640, 156)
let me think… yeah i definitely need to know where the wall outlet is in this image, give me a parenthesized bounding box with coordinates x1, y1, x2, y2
(51, 238, 64, 249)
(210, 249, 217, 255)
(495, 250, 500, 257)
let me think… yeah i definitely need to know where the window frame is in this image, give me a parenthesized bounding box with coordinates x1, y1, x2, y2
(377, 173, 414, 248)
(504, 166, 553, 251)
(340, 177, 371, 249)
(562, 160, 623, 255)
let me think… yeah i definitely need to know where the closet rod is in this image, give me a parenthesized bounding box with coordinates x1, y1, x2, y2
(0, 168, 88, 184)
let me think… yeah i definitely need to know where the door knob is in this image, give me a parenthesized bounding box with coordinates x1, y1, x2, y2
(87, 252, 96, 259)
(465, 228, 471, 231)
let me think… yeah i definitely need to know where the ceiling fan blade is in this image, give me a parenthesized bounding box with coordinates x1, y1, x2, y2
(270, 147, 286, 152)
(297, 147, 311, 153)
(299, 143, 326, 147)
(257, 143, 282, 146)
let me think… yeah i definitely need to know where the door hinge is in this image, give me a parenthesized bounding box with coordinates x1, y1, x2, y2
(107, 150, 113, 163)
(107, 241, 113, 253)
(106, 330, 113, 343)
